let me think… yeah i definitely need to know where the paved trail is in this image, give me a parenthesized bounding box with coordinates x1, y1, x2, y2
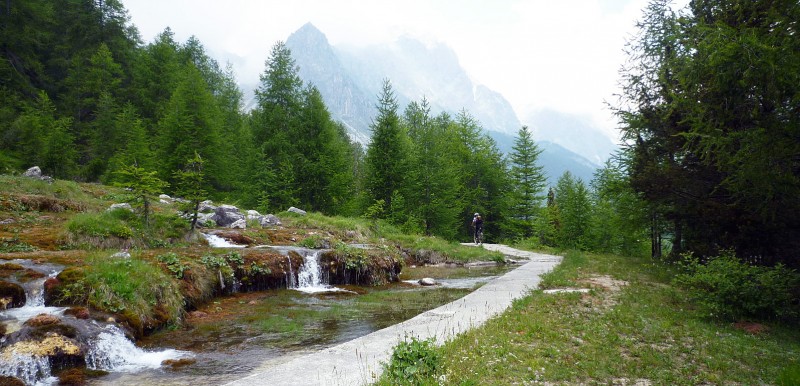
(225, 244, 562, 386)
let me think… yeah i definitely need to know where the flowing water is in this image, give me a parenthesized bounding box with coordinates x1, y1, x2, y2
(2, 248, 513, 385)
(0, 259, 190, 385)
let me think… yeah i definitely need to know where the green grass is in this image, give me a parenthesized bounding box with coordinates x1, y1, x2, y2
(378, 250, 800, 385)
(56, 253, 184, 327)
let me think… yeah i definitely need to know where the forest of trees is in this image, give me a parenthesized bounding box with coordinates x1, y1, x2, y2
(2, 0, 798, 267)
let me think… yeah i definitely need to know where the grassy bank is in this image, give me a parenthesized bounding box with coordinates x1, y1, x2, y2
(378, 250, 800, 385)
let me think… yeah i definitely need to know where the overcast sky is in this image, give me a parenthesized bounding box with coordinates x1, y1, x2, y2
(122, 0, 678, 140)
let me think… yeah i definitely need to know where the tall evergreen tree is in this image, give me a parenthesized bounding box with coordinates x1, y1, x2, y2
(156, 65, 222, 190)
(554, 171, 591, 249)
(507, 125, 547, 239)
(364, 79, 412, 220)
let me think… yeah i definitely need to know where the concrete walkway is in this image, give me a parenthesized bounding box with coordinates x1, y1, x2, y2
(225, 244, 561, 386)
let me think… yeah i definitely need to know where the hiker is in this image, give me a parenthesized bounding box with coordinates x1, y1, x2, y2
(472, 213, 484, 244)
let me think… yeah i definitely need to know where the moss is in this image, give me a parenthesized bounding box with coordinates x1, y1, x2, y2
(0, 376, 25, 386)
(56, 368, 86, 386)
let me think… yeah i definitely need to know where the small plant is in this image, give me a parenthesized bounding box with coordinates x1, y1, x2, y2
(248, 262, 271, 275)
(66, 211, 134, 238)
(384, 336, 441, 385)
(156, 252, 189, 279)
(0, 235, 37, 253)
(297, 234, 326, 249)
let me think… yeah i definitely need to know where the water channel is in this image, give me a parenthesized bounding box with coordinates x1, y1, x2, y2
(1, 243, 513, 386)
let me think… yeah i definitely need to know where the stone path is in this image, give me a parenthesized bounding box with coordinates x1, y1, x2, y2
(224, 244, 562, 386)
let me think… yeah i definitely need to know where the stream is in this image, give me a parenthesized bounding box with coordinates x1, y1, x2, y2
(1, 243, 512, 386)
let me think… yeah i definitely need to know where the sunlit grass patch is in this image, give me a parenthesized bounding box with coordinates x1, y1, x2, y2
(378, 250, 800, 385)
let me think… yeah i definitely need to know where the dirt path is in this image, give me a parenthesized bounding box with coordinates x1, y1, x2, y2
(224, 245, 562, 386)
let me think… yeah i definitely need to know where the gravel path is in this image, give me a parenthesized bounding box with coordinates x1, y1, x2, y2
(224, 244, 562, 386)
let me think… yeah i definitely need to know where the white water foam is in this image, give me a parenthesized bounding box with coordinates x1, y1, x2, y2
(86, 325, 192, 372)
(293, 250, 351, 294)
(202, 233, 246, 248)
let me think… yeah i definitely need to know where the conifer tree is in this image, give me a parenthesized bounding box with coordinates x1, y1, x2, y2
(173, 152, 207, 233)
(507, 125, 547, 238)
(363, 79, 412, 221)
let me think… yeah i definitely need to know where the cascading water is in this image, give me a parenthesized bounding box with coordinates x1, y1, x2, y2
(0, 259, 191, 385)
(202, 233, 246, 248)
(293, 250, 348, 294)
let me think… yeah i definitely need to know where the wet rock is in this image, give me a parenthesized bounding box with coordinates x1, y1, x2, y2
(0, 322, 6, 338)
(26, 314, 61, 327)
(0, 281, 25, 308)
(418, 278, 437, 286)
(162, 357, 197, 369)
(64, 307, 90, 320)
(0, 376, 24, 386)
(43, 277, 60, 305)
(57, 368, 86, 385)
(287, 206, 307, 216)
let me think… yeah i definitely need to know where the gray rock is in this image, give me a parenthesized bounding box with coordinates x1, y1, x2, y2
(199, 200, 217, 213)
(23, 166, 42, 178)
(259, 214, 282, 227)
(229, 219, 247, 229)
(110, 250, 131, 259)
(159, 194, 172, 204)
(287, 206, 307, 216)
(107, 203, 133, 212)
(418, 278, 437, 286)
(246, 210, 261, 219)
(212, 205, 245, 227)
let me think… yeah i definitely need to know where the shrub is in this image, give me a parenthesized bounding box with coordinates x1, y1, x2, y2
(674, 251, 800, 320)
(384, 336, 441, 385)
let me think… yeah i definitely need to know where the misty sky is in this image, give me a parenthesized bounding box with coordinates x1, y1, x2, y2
(122, 0, 686, 140)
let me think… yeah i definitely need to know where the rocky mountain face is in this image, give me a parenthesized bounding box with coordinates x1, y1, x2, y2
(286, 23, 521, 139)
(282, 22, 609, 183)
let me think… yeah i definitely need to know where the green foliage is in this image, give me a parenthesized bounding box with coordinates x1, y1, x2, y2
(507, 125, 547, 239)
(674, 251, 800, 320)
(58, 255, 183, 324)
(615, 0, 800, 262)
(156, 252, 189, 279)
(297, 234, 326, 249)
(66, 210, 134, 238)
(0, 235, 37, 253)
(554, 171, 592, 249)
(383, 337, 441, 385)
(113, 164, 169, 227)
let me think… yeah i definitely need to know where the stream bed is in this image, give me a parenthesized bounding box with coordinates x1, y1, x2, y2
(93, 263, 514, 385)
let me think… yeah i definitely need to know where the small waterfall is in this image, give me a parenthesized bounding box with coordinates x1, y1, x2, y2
(285, 255, 296, 288)
(202, 233, 245, 248)
(0, 260, 191, 385)
(85, 325, 190, 372)
(293, 250, 347, 294)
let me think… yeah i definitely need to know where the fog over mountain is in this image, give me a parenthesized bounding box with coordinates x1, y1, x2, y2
(282, 22, 612, 184)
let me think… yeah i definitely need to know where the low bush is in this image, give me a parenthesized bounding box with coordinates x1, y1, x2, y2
(382, 336, 441, 385)
(66, 210, 134, 238)
(674, 251, 800, 320)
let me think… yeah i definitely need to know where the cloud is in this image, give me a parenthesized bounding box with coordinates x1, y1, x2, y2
(122, 0, 661, 139)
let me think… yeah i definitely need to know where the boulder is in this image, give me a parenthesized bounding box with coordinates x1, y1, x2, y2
(259, 214, 282, 227)
(25, 313, 61, 327)
(246, 210, 261, 219)
(418, 278, 437, 286)
(159, 194, 173, 204)
(198, 200, 217, 213)
(107, 203, 133, 212)
(0, 281, 25, 309)
(229, 219, 246, 229)
(23, 166, 42, 178)
(212, 205, 245, 227)
(110, 250, 131, 259)
(22, 166, 54, 183)
(287, 206, 307, 216)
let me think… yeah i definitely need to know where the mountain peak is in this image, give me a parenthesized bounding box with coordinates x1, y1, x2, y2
(288, 22, 329, 46)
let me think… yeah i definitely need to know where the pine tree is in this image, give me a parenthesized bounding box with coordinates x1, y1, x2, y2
(363, 79, 412, 221)
(554, 171, 591, 249)
(173, 152, 207, 233)
(507, 125, 547, 238)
